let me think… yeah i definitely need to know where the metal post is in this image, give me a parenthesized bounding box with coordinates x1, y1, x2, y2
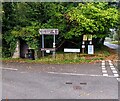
(42, 35, 44, 57)
(53, 35, 55, 58)
(82, 41, 85, 53)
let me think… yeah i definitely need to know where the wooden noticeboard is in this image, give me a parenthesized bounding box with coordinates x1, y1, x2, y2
(83, 34, 92, 41)
(88, 35, 92, 41)
(83, 35, 87, 41)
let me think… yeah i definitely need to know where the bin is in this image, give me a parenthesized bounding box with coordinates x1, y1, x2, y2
(27, 49, 35, 60)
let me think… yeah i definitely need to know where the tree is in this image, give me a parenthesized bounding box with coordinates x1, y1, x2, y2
(65, 2, 119, 44)
(2, 2, 119, 57)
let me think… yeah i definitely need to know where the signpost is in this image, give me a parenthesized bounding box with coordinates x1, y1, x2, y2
(39, 29, 59, 58)
(39, 29, 58, 35)
(88, 45, 94, 54)
(82, 34, 94, 54)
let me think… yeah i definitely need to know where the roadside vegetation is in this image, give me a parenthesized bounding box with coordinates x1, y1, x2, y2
(110, 41, 120, 45)
(2, 45, 117, 64)
(2, 2, 119, 58)
(1, 2, 119, 64)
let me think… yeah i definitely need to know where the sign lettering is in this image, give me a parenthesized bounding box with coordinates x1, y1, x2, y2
(39, 29, 59, 35)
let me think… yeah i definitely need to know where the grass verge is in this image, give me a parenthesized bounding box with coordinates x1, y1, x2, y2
(1, 45, 117, 64)
(110, 41, 120, 45)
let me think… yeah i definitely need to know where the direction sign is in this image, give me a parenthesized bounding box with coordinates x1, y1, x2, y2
(64, 48, 80, 53)
(39, 29, 59, 35)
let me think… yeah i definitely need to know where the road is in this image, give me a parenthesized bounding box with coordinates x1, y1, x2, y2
(2, 60, 119, 100)
(104, 42, 120, 55)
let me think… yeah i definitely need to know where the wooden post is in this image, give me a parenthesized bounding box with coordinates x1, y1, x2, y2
(82, 41, 85, 53)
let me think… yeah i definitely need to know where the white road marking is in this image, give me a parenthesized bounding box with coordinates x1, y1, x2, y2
(111, 68, 116, 70)
(48, 72, 103, 77)
(112, 70, 118, 74)
(102, 60, 105, 62)
(47, 72, 116, 78)
(102, 63, 105, 65)
(102, 70, 107, 73)
(2, 68, 18, 71)
(110, 65, 114, 68)
(101, 60, 120, 80)
(108, 60, 112, 63)
(101, 61, 109, 77)
(116, 78, 120, 81)
(109, 63, 113, 66)
(20, 72, 27, 73)
(103, 74, 108, 76)
(114, 74, 119, 77)
(108, 60, 120, 79)
(47, 72, 118, 78)
(102, 68, 106, 70)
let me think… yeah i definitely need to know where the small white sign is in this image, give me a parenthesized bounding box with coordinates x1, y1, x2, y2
(82, 45, 85, 48)
(82, 41, 85, 44)
(89, 41, 92, 44)
(64, 48, 80, 53)
(53, 43, 55, 48)
(88, 45, 94, 54)
(46, 50, 50, 53)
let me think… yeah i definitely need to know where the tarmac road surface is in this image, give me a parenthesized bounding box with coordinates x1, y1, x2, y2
(2, 61, 119, 100)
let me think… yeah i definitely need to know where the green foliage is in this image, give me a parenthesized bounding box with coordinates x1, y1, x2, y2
(66, 2, 119, 38)
(2, 31, 17, 57)
(2, 2, 119, 58)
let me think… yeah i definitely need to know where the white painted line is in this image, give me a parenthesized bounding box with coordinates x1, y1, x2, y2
(48, 72, 107, 77)
(47, 72, 117, 78)
(102, 60, 105, 62)
(102, 63, 105, 64)
(117, 78, 120, 81)
(102, 68, 106, 70)
(102, 63, 105, 65)
(111, 67, 115, 70)
(109, 63, 113, 66)
(108, 60, 112, 63)
(102, 64, 105, 66)
(48, 72, 103, 77)
(110, 65, 114, 68)
(111, 68, 116, 71)
(102, 66, 105, 67)
(2, 68, 18, 71)
(112, 71, 118, 73)
(102, 70, 107, 73)
(103, 74, 108, 76)
(114, 74, 119, 77)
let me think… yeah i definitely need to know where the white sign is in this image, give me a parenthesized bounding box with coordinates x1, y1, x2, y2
(88, 45, 94, 54)
(46, 50, 50, 53)
(82, 45, 85, 48)
(64, 48, 80, 53)
(89, 41, 92, 44)
(39, 29, 59, 35)
(82, 41, 85, 44)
